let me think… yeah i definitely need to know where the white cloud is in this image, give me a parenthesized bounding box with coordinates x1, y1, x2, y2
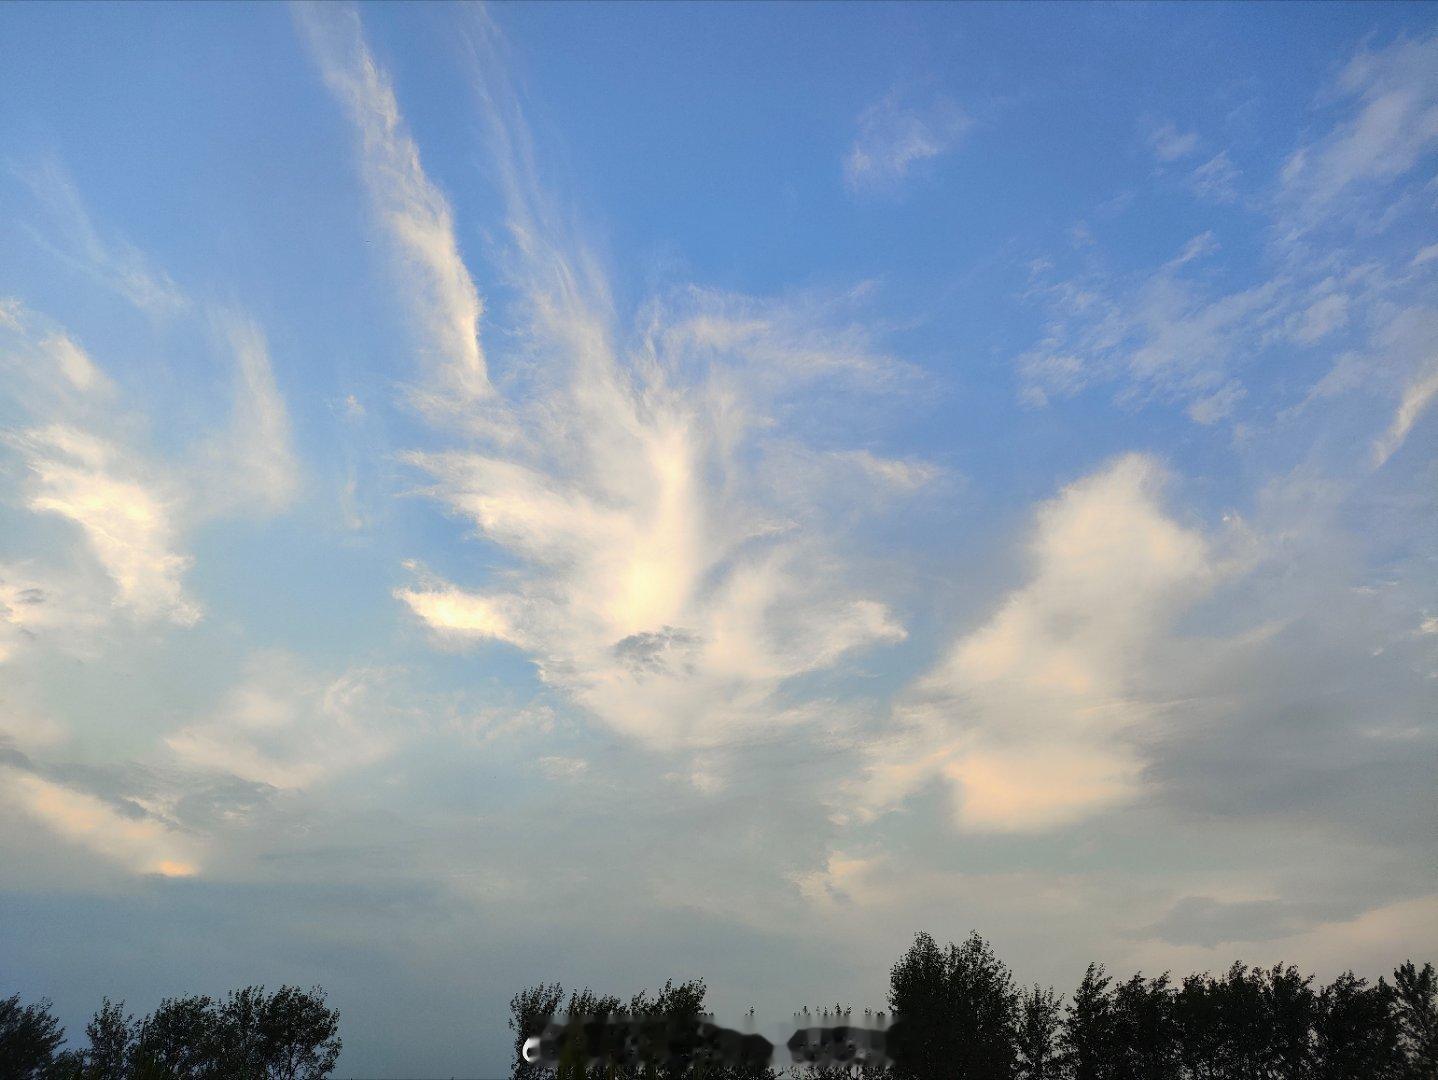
(537, 755, 588, 781)
(1280, 31, 1438, 225)
(196, 312, 300, 516)
(15, 424, 200, 626)
(1017, 241, 1286, 418)
(1189, 151, 1240, 203)
(396, 583, 523, 646)
(1291, 291, 1350, 345)
(39, 333, 109, 393)
(1, 283, 300, 636)
(844, 89, 969, 192)
(1149, 121, 1200, 163)
(345, 21, 928, 763)
(1186, 379, 1247, 425)
(0, 563, 106, 664)
(1372, 362, 1438, 467)
(0, 299, 113, 416)
(165, 656, 397, 790)
(16, 157, 188, 318)
(832, 449, 941, 492)
(1166, 230, 1219, 270)
(297, 1, 490, 401)
(1, 302, 201, 629)
(857, 454, 1219, 832)
(0, 762, 199, 878)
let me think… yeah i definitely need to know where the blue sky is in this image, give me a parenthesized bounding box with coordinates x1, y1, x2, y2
(1, 2, 1436, 1075)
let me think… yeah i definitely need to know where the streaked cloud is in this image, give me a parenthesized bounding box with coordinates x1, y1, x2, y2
(15, 423, 200, 625)
(15, 157, 188, 318)
(1372, 362, 1438, 467)
(165, 654, 399, 791)
(0, 760, 200, 878)
(1148, 120, 1199, 162)
(363, 21, 925, 762)
(196, 312, 301, 516)
(297, 1, 491, 401)
(1, 179, 300, 638)
(844, 88, 969, 192)
(1279, 30, 1438, 226)
(1189, 150, 1241, 203)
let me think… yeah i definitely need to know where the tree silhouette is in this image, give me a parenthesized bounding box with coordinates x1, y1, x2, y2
(1313, 971, 1404, 1080)
(1061, 964, 1115, 1080)
(507, 976, 778, 1080)
(84, 999, 137, 1080)
(1392, 962, 1438, 1080)
(1261, 963, 1319, 1080)
(131, 994, 221, 1079)
(1014, 984, 1063, 1080)
(0, 993, 67, 1079)
(0, 985, 342, 1079)
(1110, 973, 1178, 1080)
(887, 931, 1017, 1080)
(511, 983, 567, 1080)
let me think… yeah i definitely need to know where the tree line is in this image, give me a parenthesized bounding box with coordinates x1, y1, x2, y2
(508, 932, 1438, 1080)
(0, 984, 340, 1080)
(6, 932, 1434, 1079)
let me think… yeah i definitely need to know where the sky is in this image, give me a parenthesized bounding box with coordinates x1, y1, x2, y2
(0, 1, 1435, 1075)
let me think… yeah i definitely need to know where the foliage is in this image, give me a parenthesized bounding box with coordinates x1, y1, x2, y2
(0, 993, 66, 1079)
(1014, 984, 1063, 1080)
(887, 931, 1017, 1080)
(0, 985, 340, 1080)
(1392, 961, 1438, 1080)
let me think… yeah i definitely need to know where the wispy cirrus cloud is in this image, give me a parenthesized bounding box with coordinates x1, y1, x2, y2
(393, 283, 917, 755)
(296, 1, 491, 402)
(15, 422, 201, 625)
(289, 11, 931, 765)
(1372, 362, 1438, 467)
(1016, 233, 1288, 421)
(1021, 31, 1438, 440)
(1, 200, 301, 644)
(195, 311, 301, 516)
(844, 88, 969, 193)
(1189, 150, 1241, 204)
(1148, 120, 1200, 163)
(15, 157, 189, 318)
(165, 653, 399, 791)
(1279, 30, 1438, 231)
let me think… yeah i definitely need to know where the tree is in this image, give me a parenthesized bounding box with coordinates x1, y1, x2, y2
(510, 983, 566, 1080)
(1174, 972, 1223, 1080)
(131, 994, 219, 1079)
(0, 994, 67, 1079)
(887, 930, 1017, 1080)
(1261, 963, 1318, 1080)
(1391, 962, 1438, 1080)
(204, 985, 340, 1080)
(1110, 973, 1178, 1080)
(253, 986, 341, 1080)
(1062, 964, 1116, 1080)
(84, 999, 137, 1080)
(1313, 971, 1404, 1080)
(506, 977, 774, 1080)
(888, 931, 960, 1080)
(1014, 985, 1063, 1080)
